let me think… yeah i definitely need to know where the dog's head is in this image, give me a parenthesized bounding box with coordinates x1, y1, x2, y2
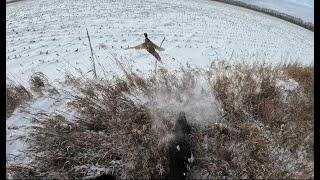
(175, 111, 191, 135)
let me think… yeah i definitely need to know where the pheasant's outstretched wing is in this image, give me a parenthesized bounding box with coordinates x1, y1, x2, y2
(125, 43, 146, 50)
(133, 43, 146, 50)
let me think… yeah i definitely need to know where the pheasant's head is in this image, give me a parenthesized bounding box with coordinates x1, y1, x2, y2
(144, 33, 148, 38)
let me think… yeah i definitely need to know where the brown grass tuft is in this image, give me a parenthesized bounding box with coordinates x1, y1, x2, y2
(6, 84, 32, 119)
(30, 72, 48, 93)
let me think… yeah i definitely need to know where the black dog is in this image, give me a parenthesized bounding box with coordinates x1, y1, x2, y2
(92, 112, 193, 180)
(167, 112, 194, 179)
(92, 173, 115, 180)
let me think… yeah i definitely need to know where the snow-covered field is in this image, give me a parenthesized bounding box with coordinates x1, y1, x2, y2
(239, 0, 314, 23)
(6, 0, 314, 177)
(6, 0, 313, 88)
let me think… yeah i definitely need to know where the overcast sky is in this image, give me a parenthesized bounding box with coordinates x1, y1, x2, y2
(238, 0, 314, 23)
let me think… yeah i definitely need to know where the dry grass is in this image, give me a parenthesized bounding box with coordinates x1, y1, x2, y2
(7, 62, 313, 179)
(30, 72, 46, 91)
(6, 72, 60, 119)
(191, 63, 314, 179)
(6, 84, 32, 119)
(30, 72, 59, 96)
(283, 63, 314, 98)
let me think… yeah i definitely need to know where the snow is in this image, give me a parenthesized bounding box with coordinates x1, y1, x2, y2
(238, 0, 314, 23)
(6, 0, 314, 88)
(6, 86, 77, 167)
(275, 78, 299, 91)
(73, 163, 115, 179)
(6, 0, 314, 174)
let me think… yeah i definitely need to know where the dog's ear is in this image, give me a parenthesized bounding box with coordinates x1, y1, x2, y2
(144, 33, 148, 38)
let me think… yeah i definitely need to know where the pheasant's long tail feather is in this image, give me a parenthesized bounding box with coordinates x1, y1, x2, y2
(152, 51, 162, 63)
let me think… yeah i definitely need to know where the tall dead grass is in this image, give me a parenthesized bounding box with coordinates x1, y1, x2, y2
(7, 62, 313, 179)
(196, 63, 314, 179)
(6, 84, 32, 119)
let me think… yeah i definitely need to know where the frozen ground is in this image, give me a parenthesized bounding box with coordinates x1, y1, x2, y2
(6, 0, 314, 88)
(6, 0, 314, 173)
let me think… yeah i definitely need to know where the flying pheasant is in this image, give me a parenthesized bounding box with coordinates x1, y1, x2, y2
(127, 33, 165, 62)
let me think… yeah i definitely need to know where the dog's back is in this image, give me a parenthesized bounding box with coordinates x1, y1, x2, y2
(167, 112, 193, 179)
